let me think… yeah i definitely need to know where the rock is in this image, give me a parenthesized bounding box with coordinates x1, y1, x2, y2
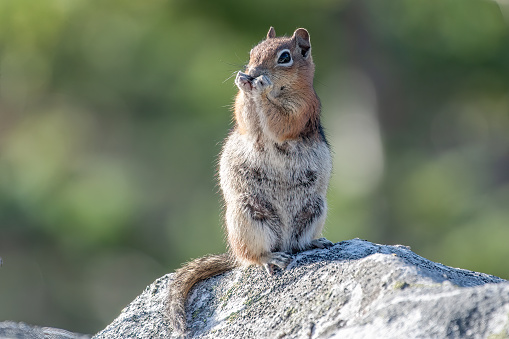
(0, 321, 90, 339)
(92, 239, 509, 338)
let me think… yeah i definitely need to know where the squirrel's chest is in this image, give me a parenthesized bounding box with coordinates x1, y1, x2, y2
(243, 152, 318, 193)
(221, 133, 331, 198)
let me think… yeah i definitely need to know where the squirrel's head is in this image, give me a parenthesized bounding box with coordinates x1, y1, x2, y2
(234, 27, 321, 141)
(235, 27, 315, 96)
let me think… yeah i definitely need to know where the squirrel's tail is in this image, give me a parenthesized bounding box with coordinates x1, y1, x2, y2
(166, 252, 238, 333)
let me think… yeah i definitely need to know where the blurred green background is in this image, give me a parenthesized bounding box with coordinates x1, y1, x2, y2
(1, 0, 508, 334)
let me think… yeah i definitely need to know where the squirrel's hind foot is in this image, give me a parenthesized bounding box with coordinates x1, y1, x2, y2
(263, 251, 293, 275)
(288, 238, 334, 255)
(308, 238, 334, 250)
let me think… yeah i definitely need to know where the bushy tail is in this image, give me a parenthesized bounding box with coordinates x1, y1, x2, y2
(166, 252, 238, 333)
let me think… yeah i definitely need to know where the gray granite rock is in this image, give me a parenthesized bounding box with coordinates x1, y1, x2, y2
(2, 239, 508, 338)
(92, 239, 509, 338)
(0, 321, 90, 339)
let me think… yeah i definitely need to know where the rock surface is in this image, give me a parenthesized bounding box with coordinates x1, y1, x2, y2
(91, 239, 509, 338)
(0, 321, 90, 339)
(2, 239, 508, 338)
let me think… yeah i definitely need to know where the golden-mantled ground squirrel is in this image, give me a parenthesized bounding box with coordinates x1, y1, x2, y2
(167, 27, 333, 333)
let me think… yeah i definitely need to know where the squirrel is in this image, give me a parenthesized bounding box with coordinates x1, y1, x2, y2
(166, 27, 333, 333)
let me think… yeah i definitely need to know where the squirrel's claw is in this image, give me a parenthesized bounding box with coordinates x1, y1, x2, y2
(263, 251, 293, 275)
(309, 238, 334, 250)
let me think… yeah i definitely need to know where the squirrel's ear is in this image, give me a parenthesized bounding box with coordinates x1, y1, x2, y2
(267, 27, 276, 39)
(293, 28, 311, 59)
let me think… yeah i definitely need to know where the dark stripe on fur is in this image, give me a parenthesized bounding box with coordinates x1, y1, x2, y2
(291, 196, 324, 251)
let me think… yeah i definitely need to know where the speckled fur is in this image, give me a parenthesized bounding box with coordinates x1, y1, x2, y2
(167, 27, 332, 334)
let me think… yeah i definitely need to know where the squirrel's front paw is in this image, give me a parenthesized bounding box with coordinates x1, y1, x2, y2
(252, 75, 273, 93)
(235, 72, 273, 95)
(235, 72, 255, 92)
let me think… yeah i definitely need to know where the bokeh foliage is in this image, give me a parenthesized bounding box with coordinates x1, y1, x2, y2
(1, 0, 508, 334)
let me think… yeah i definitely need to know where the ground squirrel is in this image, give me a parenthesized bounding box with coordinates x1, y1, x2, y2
(167, 27, 333, 333)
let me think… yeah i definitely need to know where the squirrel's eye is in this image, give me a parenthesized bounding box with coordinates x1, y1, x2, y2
(277, 51, 292, 65)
